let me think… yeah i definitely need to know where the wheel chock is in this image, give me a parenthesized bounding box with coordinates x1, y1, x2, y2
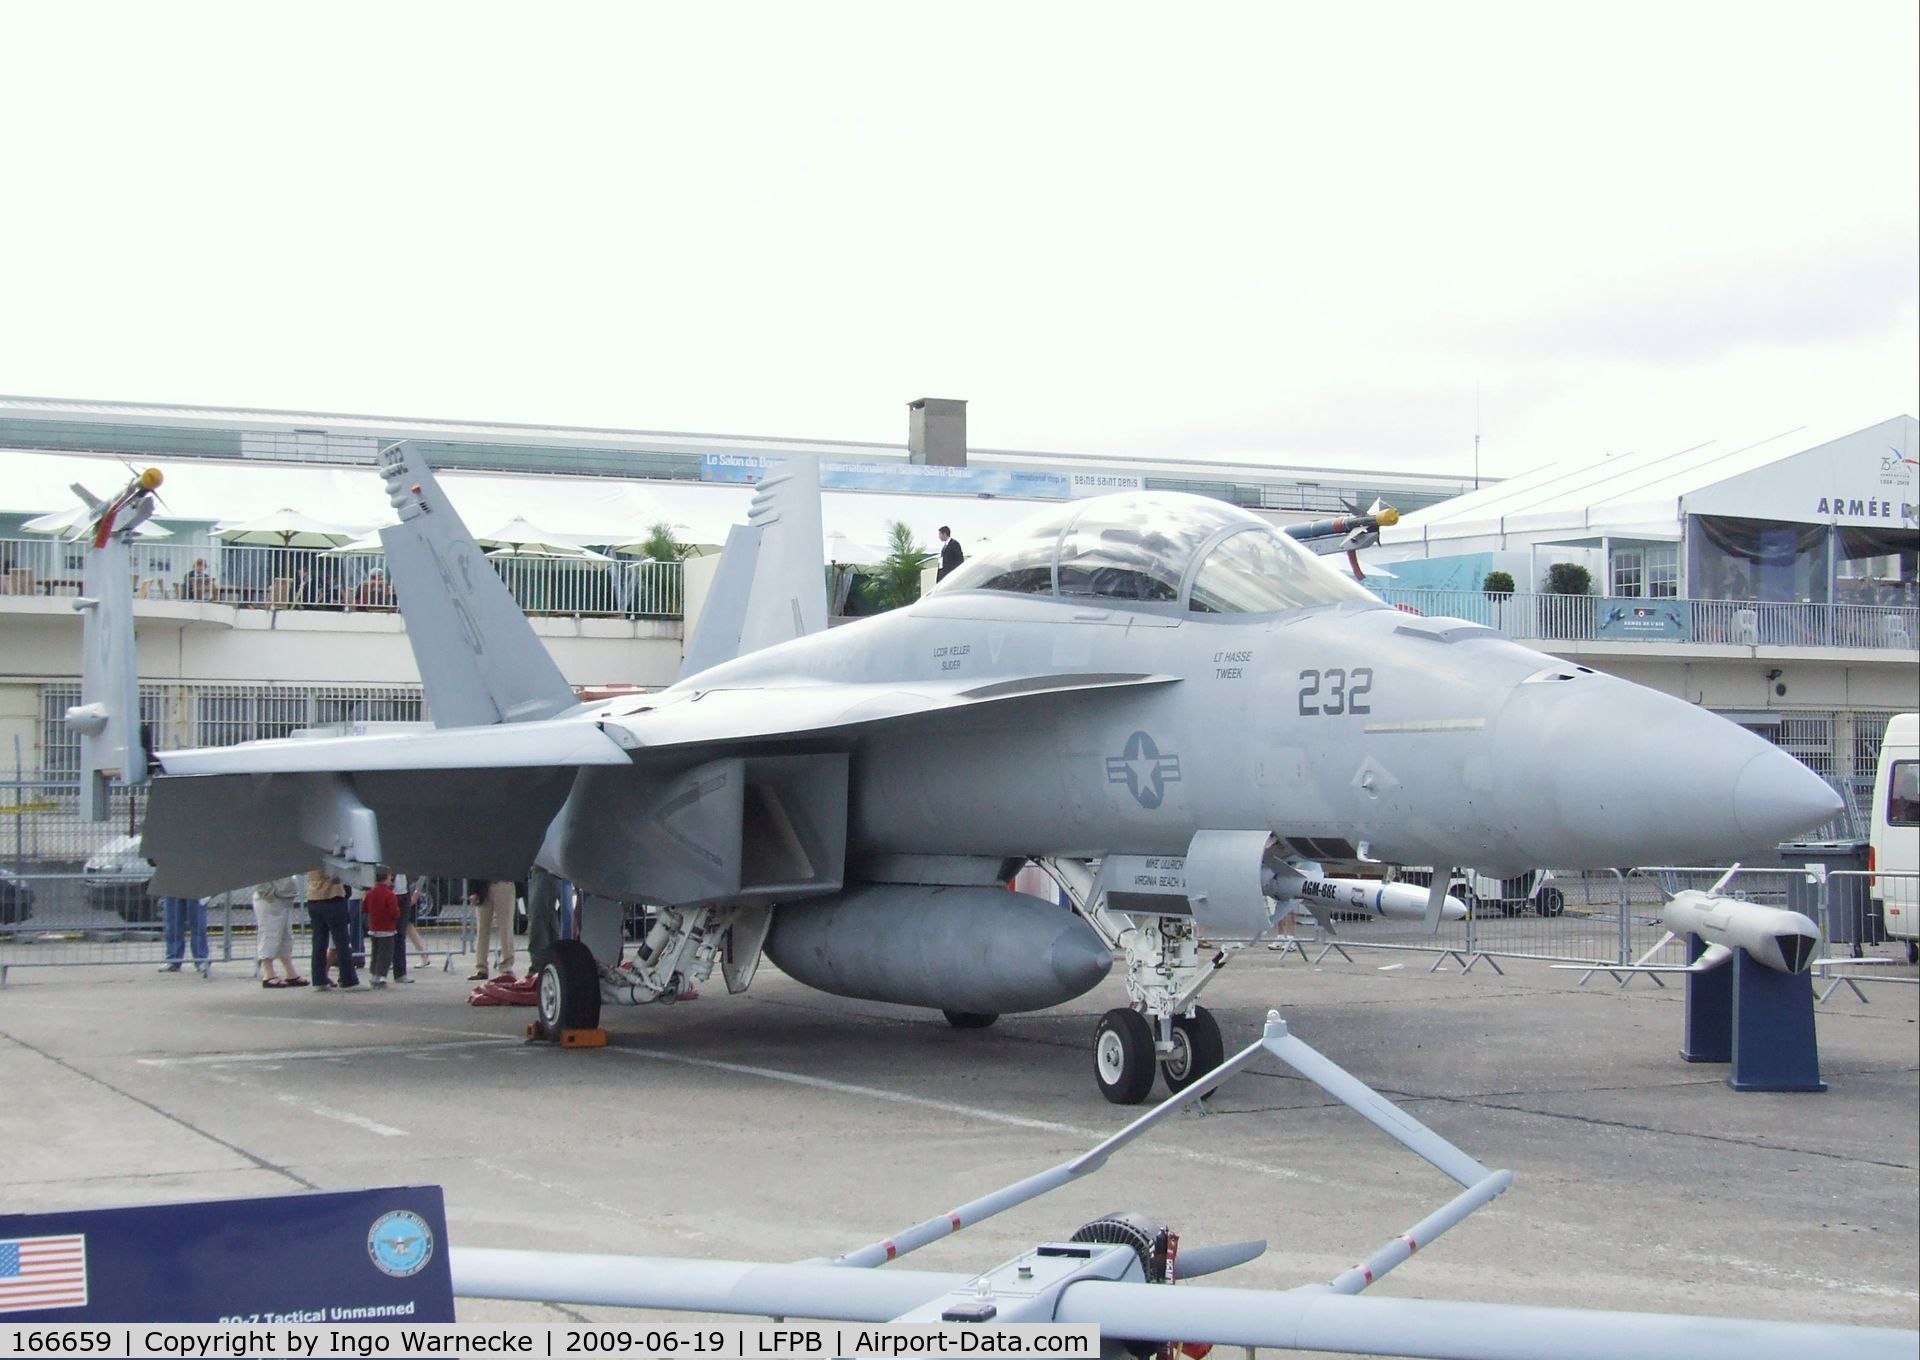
(525, 1023, 609, 1048)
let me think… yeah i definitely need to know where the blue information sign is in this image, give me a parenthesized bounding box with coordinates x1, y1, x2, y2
(0, 1186, 455, 1323)
(1596, 599, 1692, 641)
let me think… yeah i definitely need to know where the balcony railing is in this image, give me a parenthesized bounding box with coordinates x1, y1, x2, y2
(0, 536, 683, 620)
(1369, 586, 1918, 651)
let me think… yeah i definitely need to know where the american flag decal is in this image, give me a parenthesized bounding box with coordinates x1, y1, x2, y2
(0, 1235, 88, 1314)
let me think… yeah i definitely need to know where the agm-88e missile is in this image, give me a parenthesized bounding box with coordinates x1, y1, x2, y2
(1269, 870, 1468, 922)
(1663, 890, 1822, 974)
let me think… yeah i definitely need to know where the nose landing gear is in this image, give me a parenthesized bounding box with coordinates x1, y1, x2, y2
(1044, 857, 1243, 1105)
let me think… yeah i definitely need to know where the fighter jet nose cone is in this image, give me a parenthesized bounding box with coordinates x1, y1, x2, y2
(1733, 748, 1844, 843)
(1050, 920, 1115, 1000)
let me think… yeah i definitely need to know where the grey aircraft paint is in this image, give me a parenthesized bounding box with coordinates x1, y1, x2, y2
(138, 450, 1841, 1096)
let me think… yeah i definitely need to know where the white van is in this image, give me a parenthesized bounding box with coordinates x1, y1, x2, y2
(1870, 713, 1919, 963)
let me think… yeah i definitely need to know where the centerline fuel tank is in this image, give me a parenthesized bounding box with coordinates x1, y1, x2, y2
(763, 883, 1112, 1015)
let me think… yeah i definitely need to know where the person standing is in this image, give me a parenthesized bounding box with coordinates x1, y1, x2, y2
(253, 876, 306, 987)
(362, 870, 402, 986)
(468, 879, 518, 981)
(936, 526, 964, 582)
(159, 895, 210, 977)
(305, 869, 359, 991)
(395, 872, 430, 973)
(525, 865, 564, 978)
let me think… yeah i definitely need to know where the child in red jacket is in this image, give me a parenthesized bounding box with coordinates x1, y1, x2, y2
(363, 871, 403, 987)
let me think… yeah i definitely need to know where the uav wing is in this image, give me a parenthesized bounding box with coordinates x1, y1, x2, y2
(449, 1014, 1912, 1360)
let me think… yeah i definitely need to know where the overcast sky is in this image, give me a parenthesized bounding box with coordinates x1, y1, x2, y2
(2, 1, 1914, 480)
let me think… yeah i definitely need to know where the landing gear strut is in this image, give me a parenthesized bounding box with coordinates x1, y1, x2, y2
(1044, 858, 1239, 1105)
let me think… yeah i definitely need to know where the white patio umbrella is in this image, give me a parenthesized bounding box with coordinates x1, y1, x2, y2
(20, 505, 173, 539)
(476, 517, 610, 560)
(212, 507, 355, 549)
(325, 528, 397, 556)
(823, 530, 889, 566)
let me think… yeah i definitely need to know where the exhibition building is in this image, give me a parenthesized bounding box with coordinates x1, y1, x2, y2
(0, 394, 1913, 830)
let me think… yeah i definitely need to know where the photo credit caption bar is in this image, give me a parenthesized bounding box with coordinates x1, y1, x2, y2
(0, 1325, 1101, 1358)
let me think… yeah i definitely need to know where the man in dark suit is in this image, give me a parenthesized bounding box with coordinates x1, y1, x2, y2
(936, 526, 964, 581)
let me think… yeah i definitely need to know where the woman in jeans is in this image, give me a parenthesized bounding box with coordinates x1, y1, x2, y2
(303, 869, 359, 991)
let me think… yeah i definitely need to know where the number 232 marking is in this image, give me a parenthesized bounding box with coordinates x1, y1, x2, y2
(1298, 667, 1373, 716)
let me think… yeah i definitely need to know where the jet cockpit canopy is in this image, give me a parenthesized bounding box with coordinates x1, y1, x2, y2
(936, 492, 1380, 614)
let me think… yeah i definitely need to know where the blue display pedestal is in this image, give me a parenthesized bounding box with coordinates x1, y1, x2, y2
(1729, 948, 1827, 1093)
(1680, 932, 1732, 1063)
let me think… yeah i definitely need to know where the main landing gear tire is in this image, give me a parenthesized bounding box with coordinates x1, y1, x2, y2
(1094, 1007, 1157, 1105)
(942, 1010, 998, 1029)
(1160, 1006, 1224, 1095)
(537, 939, 601, 1041)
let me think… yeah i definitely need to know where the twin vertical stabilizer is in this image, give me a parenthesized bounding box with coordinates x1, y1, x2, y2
(376, 442, 579, 728)
(680, 459, 827, 680)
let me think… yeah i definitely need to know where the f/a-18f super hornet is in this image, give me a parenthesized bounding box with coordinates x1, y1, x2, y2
(139, 444, 1840, 1102)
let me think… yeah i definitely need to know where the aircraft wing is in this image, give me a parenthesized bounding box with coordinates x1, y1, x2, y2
(153, 672, 1174, 776)
(143, 671, 1175, 893)
(155, 717, 632, 775)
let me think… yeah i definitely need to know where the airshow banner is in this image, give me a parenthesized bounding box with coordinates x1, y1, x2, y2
(699, 454, 1076, 499)
(1595, 599, 1691, 641)
(0, 1187, 454, 1324)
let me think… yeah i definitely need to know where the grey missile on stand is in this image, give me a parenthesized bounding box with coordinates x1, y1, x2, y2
(1661, 890, 1823, 975)
(1554, 868, 1832, 1092)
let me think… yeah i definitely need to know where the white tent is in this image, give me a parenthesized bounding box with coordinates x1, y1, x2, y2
(1379, 415, 1919, 556)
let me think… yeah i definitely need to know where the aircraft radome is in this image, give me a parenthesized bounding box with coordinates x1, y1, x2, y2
(139, 445, 1841, 1102)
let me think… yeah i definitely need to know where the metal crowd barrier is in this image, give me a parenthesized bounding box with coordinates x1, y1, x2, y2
(1808, 868, 1918, 1003)
(1279, 868, 1647, 972)
(1271, 864, 1920, 1001)
(1, 876, 480, 985)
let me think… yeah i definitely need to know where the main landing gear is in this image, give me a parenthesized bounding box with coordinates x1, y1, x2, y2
(536, 939, 602, 1041)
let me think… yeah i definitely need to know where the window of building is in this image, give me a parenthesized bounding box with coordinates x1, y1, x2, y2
(1646, 545, 1678, 598)
(1611, 549, 1644, 597)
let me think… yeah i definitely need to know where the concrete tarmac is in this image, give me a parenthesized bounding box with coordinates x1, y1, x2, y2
(1, 946, 1915, 1344)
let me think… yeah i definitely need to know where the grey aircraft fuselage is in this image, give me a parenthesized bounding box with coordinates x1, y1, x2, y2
(623, 588, 1834, 881)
